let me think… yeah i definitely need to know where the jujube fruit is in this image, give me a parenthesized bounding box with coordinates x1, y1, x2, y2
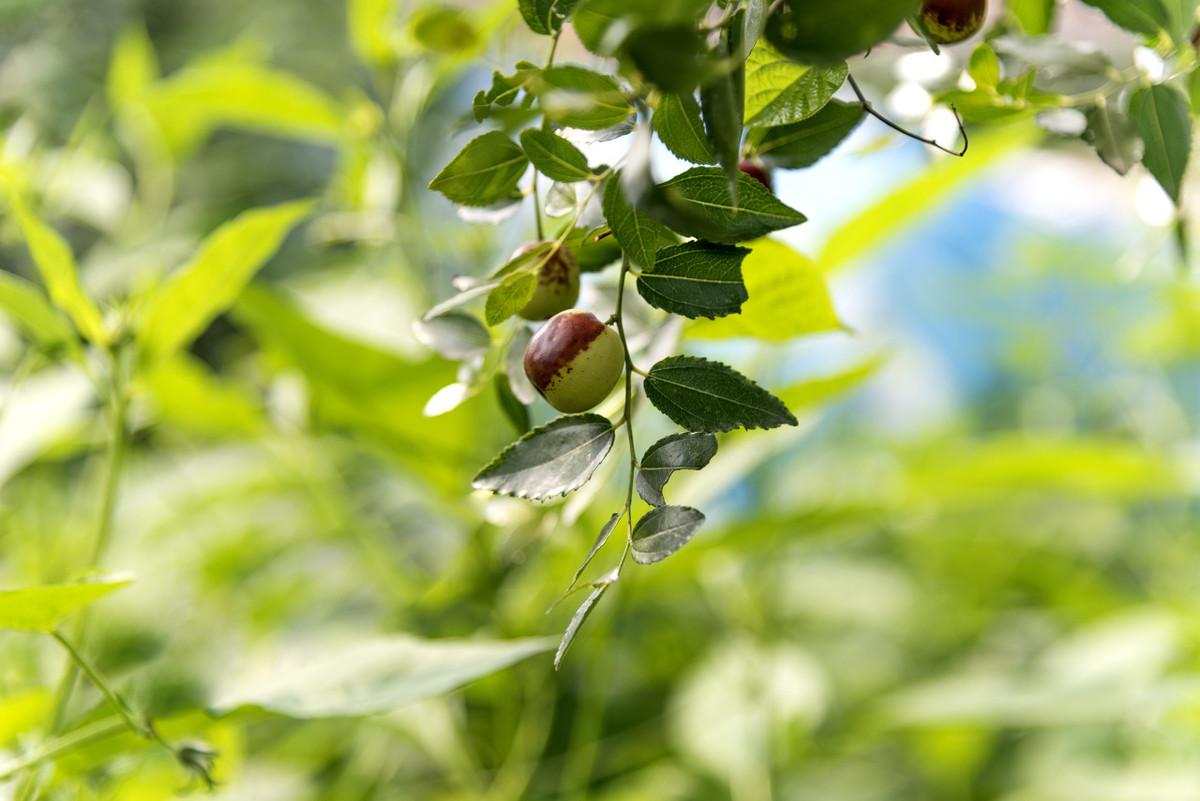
(918, 0, 986, 44)
(524, 310, 624, 413)
(738, 160, 773, 193)
(512, 241, 580, 321)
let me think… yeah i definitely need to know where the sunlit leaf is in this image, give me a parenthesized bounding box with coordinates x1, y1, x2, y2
(484, 271, 538, 326)
(213, 635, 554, 717)
(139, 200, 314, 361)
(0, 578, 131, 632)
(143, 354, 265, 437)
(0, 272, 75, 350)
(520, 129, 593, 183)
(428, 131, 529, 207)
(472, 413, 616, 500)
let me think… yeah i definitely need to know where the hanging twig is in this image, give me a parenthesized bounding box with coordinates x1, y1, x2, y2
(847, 72, 969, 157)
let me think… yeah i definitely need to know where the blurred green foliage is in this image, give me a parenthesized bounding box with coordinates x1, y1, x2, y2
(0, 1, 1194, 800)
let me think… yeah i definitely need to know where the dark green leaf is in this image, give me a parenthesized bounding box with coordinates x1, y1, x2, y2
(563, 226, 624, 272)
(746, 62, 846, 128)
(532, 66, 633, 130)
(520, 129, 592, 182)
(626, 25, 714, 93)
(554, 579, 611, 669)
(472, 413, 616, 499)
(413, 312, 491, 360)
(631, 505, 705, 564)
(1080, 0, 1168, 35)
(602, 171, 673, 269)
(636, 432, 718, 506)
(701, 11, 746, 199)
(752, 100, 864, 169)
(429, 131, 528, 206)
(519, 0, 580, 34)
(1083, 103, 1140, 176)
(571, 0, 712, 54)
(495, 373, 531, 434)
(645, 167, 807, 244)
(636, 241, 749, 319)
(644, 355, 798, 432)
(765, 0, 918, 64)
(1130, 84, 1190, 204)
(485, 271, 538, 326)
(653, 93, 716, 164)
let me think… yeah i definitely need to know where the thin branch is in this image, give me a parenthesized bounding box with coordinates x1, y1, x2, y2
(847, 72, 968, 157)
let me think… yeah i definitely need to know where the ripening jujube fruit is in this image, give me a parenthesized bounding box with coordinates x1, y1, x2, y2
(918, 0, 986, 44)
(738, 160, 773, 193)
(524, 310, 624, 413)
(512, 242, 580, 321)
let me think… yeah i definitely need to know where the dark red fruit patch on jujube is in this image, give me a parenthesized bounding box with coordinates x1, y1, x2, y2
(524, 311, 607, 393)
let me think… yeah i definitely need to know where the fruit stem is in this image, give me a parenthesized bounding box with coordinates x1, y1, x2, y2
(614, 257, 640, 547)
(846, 72, 969, 157)
(532, 171, 545, 240)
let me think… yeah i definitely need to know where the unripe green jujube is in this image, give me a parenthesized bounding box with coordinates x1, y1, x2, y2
(918, 0, 986, 44)
(524, 310, 624, 413)
(513, 242, 580, 321)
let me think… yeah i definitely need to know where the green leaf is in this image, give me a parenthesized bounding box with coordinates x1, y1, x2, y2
(646, 167, 806, 244)
(1083, 102, 1140, 176)
(631, 505, 705, 564)
(554, 580, 611, 669)
(144, 61, 346, 155)
(1080, 0, 1168, 35)
(689, 238, 841, 341)
(602, 171, 673, 270)
(212, 635, 554, 717)
(139, 200, 313, 361)
(10, 197, 107, 346)
(531, 66, 633, 130)
(563, 226, 624, 272)
(519, 0, 581, 34)
(701, 11, 746, 196)
(746, 61, 846, 128)
(636, 241, 749, 319)
(0, 272, 75, 350)
(472, 413, 616, 500)
(752, 100, 864, 169)
(520, 129, 592, 183)
(485, 271, 538, 327)
(144, 353, 265, 437)
(968, 43, 1001, 90)
(571, 0, 712, 54)
(429, 131, 529, 206)
(1130, 84, 1190, 205)
(0, 578, 131, 632)
(410, 6, 480, 52)
(1008, 0, 1057, 33)
(644, 355, 798, 433)
(765, 0, 918, 64)
(636, 432, 718, 506)
(473, 62, 540, 123)
(413, 312, 491, 360)
(653, 93, 716, 164)
(626, 25, 714, 93)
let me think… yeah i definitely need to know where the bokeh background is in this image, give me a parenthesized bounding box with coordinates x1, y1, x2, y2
(0, 1, 1197, 799)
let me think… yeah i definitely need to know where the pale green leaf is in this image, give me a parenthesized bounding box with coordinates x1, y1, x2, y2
(0, 578, 131, 632)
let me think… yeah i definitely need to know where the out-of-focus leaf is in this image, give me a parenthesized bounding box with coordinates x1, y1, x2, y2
(0, 272, 75, 350)
(531, 66, 633, 130)
(519, 0, 580, 34)
(0, 367, 93, 487)
(106, 25, 159, 111)
(212, 635, 553, 717)
(1129, 84, 1190, 204)
(818, 121, 1040, 272)
(1080, 0, 1168, 36)
(348, 0, 396, 64)
(776, 355, 884, 411)
(637, 433, 718, 506)
(644, 356, 798, 433)
(627, 24, 715, 94)
(410, 6, 479, 52)
(0, 578, 130, 632)
(701, 11, 746, 197)
(690, 238, 840, 341)
(1083, 103, 1140, 176)
(1008, 0, 1057, 33)
(144, 62, 347, 154)
(142, 354, 265, 437)
(494, 373, 531, 434)
(9, 195, 108, 346)
(139, 200, 314, 361)
(968, 43, 1001, 89)
(0, 690, 51, 748)
(472, 413, 615, 500)
(413, 312, 491, 361)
